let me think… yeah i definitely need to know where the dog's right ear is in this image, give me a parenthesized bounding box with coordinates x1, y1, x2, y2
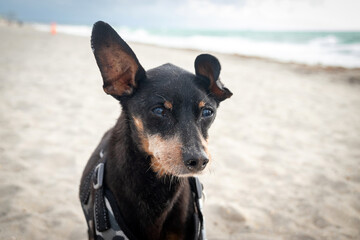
(91, 21, 146, 98)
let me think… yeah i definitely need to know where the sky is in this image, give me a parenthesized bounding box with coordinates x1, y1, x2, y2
(1, 0, 360, 31)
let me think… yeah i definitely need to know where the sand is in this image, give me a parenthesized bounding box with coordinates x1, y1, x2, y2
(0, 23, 360, 240)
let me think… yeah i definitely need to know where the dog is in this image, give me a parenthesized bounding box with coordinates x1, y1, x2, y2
(79, 21, 232, 240)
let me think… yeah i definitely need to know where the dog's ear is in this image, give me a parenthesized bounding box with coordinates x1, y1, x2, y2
(91, 21, 146, 97)
(194, 54, 232, 102)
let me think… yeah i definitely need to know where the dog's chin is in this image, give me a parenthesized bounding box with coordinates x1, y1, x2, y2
(151, 162, 205, 178)
(176, 172, 203, 178)
(176, 168, 205, 177)
(161, 167, 205, 178)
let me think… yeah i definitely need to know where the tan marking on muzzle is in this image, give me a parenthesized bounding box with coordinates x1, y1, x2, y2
(147, 134, 183, 177)
(131, 117, 183, 176)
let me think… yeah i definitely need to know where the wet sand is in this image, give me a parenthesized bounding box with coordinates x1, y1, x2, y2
(0, 23, 360, 240)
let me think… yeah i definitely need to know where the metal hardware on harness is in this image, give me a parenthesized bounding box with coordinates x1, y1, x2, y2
(93, 163, 104, 190)
(99, 149, 104, 158)
(93, 149, 105, 190)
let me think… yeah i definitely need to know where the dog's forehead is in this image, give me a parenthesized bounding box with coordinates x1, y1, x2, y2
(146, 63, 193, 83)
(140, 63, 206, 100)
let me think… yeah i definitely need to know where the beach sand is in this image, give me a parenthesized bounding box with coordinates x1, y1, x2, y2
(0, 23, 360, 240)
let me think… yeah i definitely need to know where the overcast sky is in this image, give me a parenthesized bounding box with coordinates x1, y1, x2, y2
(1, 0, 360, 30)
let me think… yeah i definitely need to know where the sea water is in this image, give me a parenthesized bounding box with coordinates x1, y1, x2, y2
(33, 23, 360, 68)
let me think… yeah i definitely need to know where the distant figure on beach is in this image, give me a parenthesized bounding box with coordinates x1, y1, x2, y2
(51, 22, 56, 35)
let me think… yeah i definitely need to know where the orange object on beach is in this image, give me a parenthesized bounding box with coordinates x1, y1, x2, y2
(51, 22, 57, 35)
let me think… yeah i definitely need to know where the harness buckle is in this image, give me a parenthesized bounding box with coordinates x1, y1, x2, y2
(93, 163, 104, 190)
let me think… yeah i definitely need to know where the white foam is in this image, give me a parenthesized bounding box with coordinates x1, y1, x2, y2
(32, 23, 360, 68)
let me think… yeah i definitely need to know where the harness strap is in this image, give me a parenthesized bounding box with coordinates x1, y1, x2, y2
(189, 177, 207, 240)
(79, 168, 93, 204)
(93, 162, 110, 232)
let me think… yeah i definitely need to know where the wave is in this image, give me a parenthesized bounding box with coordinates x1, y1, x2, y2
(32, 23, 360, 68)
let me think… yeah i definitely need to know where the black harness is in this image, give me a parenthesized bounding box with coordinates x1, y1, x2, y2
(80, 150, 206, 240)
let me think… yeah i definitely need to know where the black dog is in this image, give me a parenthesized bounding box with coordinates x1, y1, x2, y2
(79, 21, 232, 240)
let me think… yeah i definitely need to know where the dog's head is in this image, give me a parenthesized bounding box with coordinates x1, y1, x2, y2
(91, 21, 232, 177)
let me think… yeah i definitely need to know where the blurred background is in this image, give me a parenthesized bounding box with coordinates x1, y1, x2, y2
(1, 0, 360, 68)
(0, 1, 360, 240)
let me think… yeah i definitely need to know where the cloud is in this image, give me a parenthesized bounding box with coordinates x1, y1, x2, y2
(175, 0, 360, 30)
(1, 0, 359, 30)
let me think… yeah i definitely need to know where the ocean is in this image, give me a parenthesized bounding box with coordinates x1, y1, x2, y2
(33, 23, 360, 68)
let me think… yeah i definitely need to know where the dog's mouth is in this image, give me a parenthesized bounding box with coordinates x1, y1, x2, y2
(151, 156, 205, 177)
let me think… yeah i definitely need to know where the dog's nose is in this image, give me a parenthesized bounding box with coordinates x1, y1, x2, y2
(184, 156, 209, 172)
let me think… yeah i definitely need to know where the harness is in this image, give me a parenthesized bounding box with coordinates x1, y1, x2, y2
(80, 149, 207, 240)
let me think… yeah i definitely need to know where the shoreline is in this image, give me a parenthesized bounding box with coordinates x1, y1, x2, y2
(129, 40, 360, 72)
(8, 20, 360, 71)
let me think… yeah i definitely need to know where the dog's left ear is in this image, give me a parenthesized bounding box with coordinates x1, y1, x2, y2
(91, 21, 146, 98)
(195, 54, 232, 102)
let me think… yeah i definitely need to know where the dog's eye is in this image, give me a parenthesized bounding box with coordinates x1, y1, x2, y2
(152, 107, 165, 117)
(202, 108, 213, 118)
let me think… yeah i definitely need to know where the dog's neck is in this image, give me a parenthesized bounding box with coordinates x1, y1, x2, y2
(104, 112, 192, 239)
